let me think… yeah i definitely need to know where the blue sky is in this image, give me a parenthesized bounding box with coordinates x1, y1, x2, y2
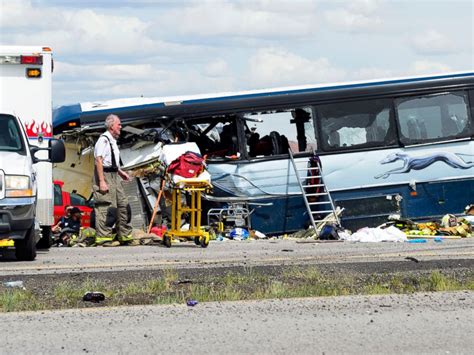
(1, 0, 473, 107)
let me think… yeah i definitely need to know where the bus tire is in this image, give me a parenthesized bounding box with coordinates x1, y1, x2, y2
(15, 226, 37, 261)
(37, 226, 52, 249)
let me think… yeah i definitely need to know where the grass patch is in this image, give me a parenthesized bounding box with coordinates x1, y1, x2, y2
(1, 290, 40, 312)
(1, 268, 473, 312)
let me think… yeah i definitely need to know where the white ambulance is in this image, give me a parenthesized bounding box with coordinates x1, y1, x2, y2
(0, 46, 65, 260)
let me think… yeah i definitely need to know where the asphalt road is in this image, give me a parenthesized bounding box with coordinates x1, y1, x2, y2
(0, 238, 473, 276)
(0, 291, 472, 354)
(1, 239, 472, 354)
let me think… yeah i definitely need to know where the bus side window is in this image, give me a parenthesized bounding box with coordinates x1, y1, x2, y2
(245, 107, 315, 158)
(328, 130, 340, 147)
(399, 115, 428, 140)
(395, 91, 470, 144)
(318, 98, 395, 152)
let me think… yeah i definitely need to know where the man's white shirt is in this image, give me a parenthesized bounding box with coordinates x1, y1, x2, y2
(94, 131, 120, 168)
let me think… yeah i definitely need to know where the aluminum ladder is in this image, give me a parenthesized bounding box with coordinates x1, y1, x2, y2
(289, 149, 340, 234)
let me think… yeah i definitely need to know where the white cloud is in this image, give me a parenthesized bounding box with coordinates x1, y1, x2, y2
(408, 60, 452, 74)
(65, 9, 153, 53)
(411, 29, 456, 55)
(2, 0, 471, 107)
(347, 0, 380, 14)
(52, 60, 235, 105)
(0, 0, 190, 57)
(204, 59, 230, 78)
(238, 0, 318, 14)
(0, 0, 49, 28)
(324, 0, 382, 32)
(352, 67, 396, 80)
(155, 1, 318, 39)
(54, 61, 169, 81)
(247, 48, 346, 87)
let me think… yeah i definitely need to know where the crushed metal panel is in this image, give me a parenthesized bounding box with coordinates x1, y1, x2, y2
(121, 142, 163, 170)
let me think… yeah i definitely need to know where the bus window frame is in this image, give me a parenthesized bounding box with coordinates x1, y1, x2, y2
(238, 107, 317, 161)
(469, 89, 474, 137)
(394, 90, 472, 146)
(314, 98, 400, 154)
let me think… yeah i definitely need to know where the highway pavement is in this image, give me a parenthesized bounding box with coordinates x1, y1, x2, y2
(0, 238, 473, 276)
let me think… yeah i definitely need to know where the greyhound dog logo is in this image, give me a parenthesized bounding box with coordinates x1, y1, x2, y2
(375, 152, 474, 179)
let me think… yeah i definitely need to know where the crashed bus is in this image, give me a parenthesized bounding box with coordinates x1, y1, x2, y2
(52, 71, 474, 234)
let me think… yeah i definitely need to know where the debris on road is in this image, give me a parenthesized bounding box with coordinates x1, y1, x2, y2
(186, 299, 198, 307)
(82, 292, 106, 303)
(340, 226, 407, 243)
(3, 281, 25, 289)
(229, 228, 249, 240)
(176, 280, 193, 285)
(407, 239, 427, 244)
(386, 213, 472, 239)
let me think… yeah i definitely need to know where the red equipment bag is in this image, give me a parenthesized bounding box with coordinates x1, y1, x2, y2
(167, 151, 205, 178)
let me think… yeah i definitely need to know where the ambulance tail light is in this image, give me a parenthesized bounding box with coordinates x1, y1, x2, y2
(21, 55, 43, 65)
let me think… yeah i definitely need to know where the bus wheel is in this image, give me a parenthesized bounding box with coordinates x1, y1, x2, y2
(37, 226, 52, 249)
(15, 226, 37, 261)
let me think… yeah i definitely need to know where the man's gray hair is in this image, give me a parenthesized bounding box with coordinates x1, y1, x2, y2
(105, 114, 119, 129)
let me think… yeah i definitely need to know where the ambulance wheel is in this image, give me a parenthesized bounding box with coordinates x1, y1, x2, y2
(194, 237, 201, 245)
(200, 236, 209, 248)
(163, 235, 172, 248)
(15, 226, 37, 261)
(37, 226, 52, 249)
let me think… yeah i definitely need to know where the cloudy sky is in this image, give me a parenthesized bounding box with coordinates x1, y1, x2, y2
(1, 0, 473, 108)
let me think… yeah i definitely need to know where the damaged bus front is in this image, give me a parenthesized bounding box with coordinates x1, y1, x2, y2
(53, 71, 474, 234)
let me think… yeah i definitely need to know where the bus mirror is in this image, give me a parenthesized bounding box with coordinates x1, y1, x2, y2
(49, 138, 66, 163)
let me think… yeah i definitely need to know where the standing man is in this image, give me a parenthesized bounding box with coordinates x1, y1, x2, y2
(93, 114, 133, 245)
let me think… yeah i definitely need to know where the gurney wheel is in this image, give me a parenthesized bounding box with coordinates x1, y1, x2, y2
(194, 237, 201, 245)
(200, 236, 209, 248)
(163, 235, 172, 248)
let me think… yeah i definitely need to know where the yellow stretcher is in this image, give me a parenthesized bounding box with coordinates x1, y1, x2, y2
(162, 179, 212, 248)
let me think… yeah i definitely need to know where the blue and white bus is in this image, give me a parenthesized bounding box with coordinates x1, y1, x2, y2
(54, 71, 474, 233)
